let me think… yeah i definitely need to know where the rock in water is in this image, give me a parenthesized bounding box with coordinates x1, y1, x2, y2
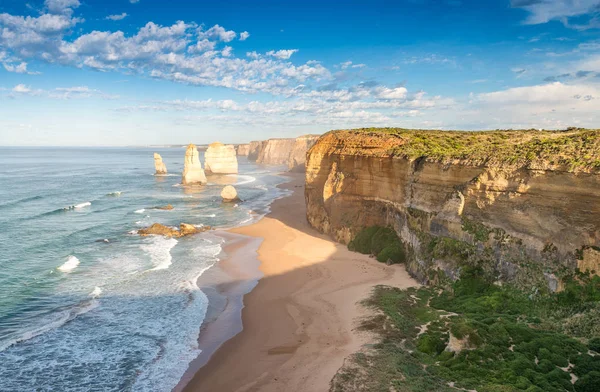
(204, 142, 238, 174)
(138, 222, 211, 237)
(182, 144, 207, 185)
(221, 185, 240, 202)
(154, 153, 167, 175)
(236, 144, 250, 156)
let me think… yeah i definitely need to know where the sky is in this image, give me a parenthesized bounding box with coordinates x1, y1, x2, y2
(0, 0, 600, 146)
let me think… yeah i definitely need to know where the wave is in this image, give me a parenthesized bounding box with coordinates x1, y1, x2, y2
(105, 191, 122, 197)
(141, 236, 178, 271)
(0, 195, 43, 209)
(0, 298, 99, 353)
(58, 256, 80, 272)
(227, 174, 256, 185)
(134, 209, 145, 214)
(89, 286, 103, 297)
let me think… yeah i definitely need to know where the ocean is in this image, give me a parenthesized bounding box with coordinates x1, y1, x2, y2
(0, 147, 288, 392)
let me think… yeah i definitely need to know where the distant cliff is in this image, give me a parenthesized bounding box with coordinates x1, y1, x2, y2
(256, 138, 296, 165)
(247, 141, 265, 161)
(288, 135, 321, 172)
(236, 144, 250, 156)
(305, 128, 600, 291)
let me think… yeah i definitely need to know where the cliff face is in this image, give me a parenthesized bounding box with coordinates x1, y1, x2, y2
(247, 141, 265, 161)
(256, 138, 296, 165)
(305, 129, 600, 290)
(154, 153, 167, 175)
(182, 144, 207, 185)
(236, 144, 250, 156)
(204, 142, 238, 174)
(288, 135, 321, 172)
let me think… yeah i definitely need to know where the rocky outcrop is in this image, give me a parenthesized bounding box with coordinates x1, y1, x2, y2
(305, 128, 600, 290)
(152, 205, 173, 210)
(154, 153, 167, 175)
(288, 135, 321, 172)
(182, 144, 207, 185)
(257, 138, 296, 165)
(204, 142, 238, 174)
(236, 144, 250, 156)
(247, 141, 266, 161)
(138, 223, 211, 237)
(221, 185, 240, 202)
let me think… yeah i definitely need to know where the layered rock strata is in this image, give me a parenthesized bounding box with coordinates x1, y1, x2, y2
(247, 140, 266, 161)
(236, 144, 250, 156)
(305, 128, 600, 290)
(256, 138, 296, 165)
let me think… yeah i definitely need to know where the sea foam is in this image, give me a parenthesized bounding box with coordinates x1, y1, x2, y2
(141, 236, 178, 271)
(58, 256, 80, 272)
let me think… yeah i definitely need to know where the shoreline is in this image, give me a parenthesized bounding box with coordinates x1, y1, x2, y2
(179, 173, 418, 392)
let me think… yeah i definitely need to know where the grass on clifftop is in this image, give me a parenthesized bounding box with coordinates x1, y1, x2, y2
(330, 268, 600, 392)
(339, 127, 600, 171)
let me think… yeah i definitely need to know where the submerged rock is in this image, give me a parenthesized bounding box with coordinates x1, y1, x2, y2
(204, 142, 238, 174)
(221, 185, 240, 202)
(152, 204, 174, 210)
(138, 223, 211, 237)
(154, 153, 168, 175)
(182, 144, 207, 185)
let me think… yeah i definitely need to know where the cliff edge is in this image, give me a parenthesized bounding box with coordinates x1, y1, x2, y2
(305, 128, 600, 290)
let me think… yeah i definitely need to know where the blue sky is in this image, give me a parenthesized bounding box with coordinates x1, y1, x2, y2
(1, 0, 599, 145)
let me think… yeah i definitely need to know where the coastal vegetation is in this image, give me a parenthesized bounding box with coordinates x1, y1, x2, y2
(341, 127, 600, 171)
(348, 226, 406, 264)
(331, 268, 600, 392)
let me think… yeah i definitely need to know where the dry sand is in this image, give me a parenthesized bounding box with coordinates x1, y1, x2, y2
(183, 173, 418, 392)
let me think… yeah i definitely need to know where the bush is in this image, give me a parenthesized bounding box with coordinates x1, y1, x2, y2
(574, 371, 600, 392)
(588, 337, 600, 353)
(348, 226, 406, 264)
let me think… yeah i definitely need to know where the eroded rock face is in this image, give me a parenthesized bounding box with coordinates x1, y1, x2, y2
(182, 144, 207, 185)
(288, 135, 321, 172)
(204, 142, 239, 174)
(247, 141, 266, 161)
(138, 223, 210, 237)
(305, 129, 600, 290)
(256, 138, 296, 165)
(236, 144, 250, 156)
(221, 185, 239, 202)
(154, 153, 167, 175)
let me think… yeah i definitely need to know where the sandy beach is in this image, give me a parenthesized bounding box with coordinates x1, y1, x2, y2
(182, 173, 418, 392)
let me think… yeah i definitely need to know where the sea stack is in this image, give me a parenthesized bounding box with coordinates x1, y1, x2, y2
(236, 144, 250, 156)
(154, 153, 167, 175)
(204, 142, 238, 174)
(221, 185, 240, 202)
(181, 144, 207, 185)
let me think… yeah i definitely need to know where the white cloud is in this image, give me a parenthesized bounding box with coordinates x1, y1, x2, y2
(3, 61, 28, 73)
(130, 0, 140, 3)
(239, 31, 250, 41)
(45, 0, 80, 15)
(199, 24, 236, 42)
(266, 49, 298, 59)
(511, 0, 600, 29)
(105, 13, 128, 21)
(12, 84, 31, 93)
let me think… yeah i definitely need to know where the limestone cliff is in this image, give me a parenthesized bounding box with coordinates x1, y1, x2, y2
(256, 138, 296, 165)
(288, 135, 321, 172)
(236, 144, 250, 156)
(154, 153, 167, 175)
(305, 128, 600, 290)
(182, 144, 207, 185)
(247, 140, 266, 161)
(204, 142, 238, 174)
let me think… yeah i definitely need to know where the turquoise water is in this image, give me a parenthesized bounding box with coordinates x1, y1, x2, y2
(0, 147, 288, 391)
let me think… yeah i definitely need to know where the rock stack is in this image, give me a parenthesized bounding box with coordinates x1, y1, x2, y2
(181, 144, 207, 185)
(204, 142, 238, 174)
(154, 153, 167, 175)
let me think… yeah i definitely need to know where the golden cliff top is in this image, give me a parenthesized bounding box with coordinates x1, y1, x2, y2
(311, 128, 600, 173)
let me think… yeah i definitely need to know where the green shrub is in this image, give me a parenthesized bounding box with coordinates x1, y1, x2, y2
(348, 226, 406, 264)
(589, 337, 600, 353)
(574, 371, 600, 392)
